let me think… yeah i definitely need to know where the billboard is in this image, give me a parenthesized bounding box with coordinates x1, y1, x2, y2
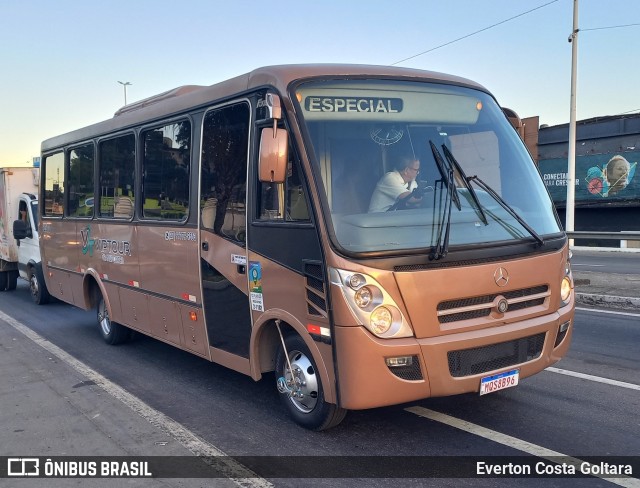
(539, 151, 638, 205)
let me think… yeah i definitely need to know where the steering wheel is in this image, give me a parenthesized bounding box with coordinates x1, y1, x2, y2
(387, 191, 417, 211)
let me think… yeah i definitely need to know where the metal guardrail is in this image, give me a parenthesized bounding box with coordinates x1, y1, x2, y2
(566, 231, 640, 241)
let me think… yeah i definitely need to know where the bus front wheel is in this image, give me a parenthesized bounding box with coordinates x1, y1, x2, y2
(275, 334, 347, 431)
(97, 294, 130, 345)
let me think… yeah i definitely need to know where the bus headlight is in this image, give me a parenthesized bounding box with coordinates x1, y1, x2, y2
(370, 306, 392, 335)
(349, 274, 366, 289)
(330, 268, 414, 339)
(371, 307, 393, 335)
(560, 256, 573, 306)
(354, 286, 373, 308)
(560, 276, 572, 304)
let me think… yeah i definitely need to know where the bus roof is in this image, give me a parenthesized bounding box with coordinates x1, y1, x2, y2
(41, 64, 488, 152)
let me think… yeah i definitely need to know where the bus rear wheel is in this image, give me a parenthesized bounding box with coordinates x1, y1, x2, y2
(275, 334, 347, 431)
(97, 293, 130, 345)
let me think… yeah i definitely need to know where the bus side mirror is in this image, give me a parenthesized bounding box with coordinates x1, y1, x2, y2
(259, 127, 288, 183)
(13, 219, 31, 240)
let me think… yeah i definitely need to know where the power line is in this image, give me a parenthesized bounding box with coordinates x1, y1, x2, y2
(616, 108, 640, 115)
(391, 0, 559, 66)
(582, 23, 640, 32)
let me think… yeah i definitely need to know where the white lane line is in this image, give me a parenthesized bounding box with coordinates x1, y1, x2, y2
(576, 307, 640, 318)
(406, 406, 640, 487)
(0, 310, 272, 488)
(573, 264, 606, 267)
(546, 367, 640, 391)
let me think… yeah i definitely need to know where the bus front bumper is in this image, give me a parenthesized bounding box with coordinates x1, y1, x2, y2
(333, 307, 574, 410)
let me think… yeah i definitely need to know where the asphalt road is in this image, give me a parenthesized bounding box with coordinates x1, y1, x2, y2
(1, 281, 639, 487)
(571, 249, 640, 275)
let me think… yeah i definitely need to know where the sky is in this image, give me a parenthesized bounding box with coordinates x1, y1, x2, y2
(2, 0, 640, 165)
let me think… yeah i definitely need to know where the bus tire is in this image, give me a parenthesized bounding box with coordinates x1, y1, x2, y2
(97, 293, 129, 345)
(275, 334, 347, 431)
(28, 266, 50, 305)
(0, 271, 7, 291)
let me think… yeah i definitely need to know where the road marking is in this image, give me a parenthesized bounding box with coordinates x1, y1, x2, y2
(572, 264, 606, 267)
(546, 367, 640, 391)
(406, 406, 640, 487)
(0, 310, 272, 488)
(576, 306, 640, 318)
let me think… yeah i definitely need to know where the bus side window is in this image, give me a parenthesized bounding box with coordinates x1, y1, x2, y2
(68, 143, 95, 218)
(43, 152, 65, 217)
(99, 134, 136, 219)
(258, 141, 309, 222)
(142, 121, 191, 220)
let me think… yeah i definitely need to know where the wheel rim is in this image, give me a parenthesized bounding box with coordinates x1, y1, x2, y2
(29, 274, 39, 298)
(98, 299, 112, 336)
(282, 349, 319, 413)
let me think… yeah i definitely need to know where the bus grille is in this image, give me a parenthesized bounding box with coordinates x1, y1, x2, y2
(447, 332, 546, 377)
(304, 262, 327, 317)
(437, 285, 549, 324)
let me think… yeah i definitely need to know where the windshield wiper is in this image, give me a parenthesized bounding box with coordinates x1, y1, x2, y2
(429, 141, 456, 260)
(441, 145, 488, 225)
(467, 175, 545, 246)
(430, 141, 460, 211)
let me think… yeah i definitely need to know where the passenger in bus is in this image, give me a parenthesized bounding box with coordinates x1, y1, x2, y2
(368, 157, 422, 212)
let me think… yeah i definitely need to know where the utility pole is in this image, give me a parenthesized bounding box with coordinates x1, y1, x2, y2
(118, 81, 132, 105)
(566, 0, 579, 245)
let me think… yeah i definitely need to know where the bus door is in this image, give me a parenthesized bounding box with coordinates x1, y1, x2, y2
(199, 101, 253, 358)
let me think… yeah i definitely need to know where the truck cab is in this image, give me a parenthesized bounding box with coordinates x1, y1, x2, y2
(12, 193, 49, 304)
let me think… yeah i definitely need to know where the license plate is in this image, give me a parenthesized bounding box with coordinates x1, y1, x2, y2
(480, 369, 519, 395)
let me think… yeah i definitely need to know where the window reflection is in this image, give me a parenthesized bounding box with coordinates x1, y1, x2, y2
(99, 134, 135, 219)
(68, 143, 95, 218)
(142, 121, 191, 220)
(43, 152, 65, 217)
(200, 103, 250, 243)
(258, 141, 309, 222)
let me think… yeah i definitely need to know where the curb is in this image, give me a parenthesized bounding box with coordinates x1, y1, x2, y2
(576, 292, 640, 311)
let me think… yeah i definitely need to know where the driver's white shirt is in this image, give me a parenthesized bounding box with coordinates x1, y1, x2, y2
(368, 171, 417, 212)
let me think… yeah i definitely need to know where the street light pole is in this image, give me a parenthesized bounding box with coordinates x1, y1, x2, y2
(118, 81, 132, 105)
(566, 0, 579, 245)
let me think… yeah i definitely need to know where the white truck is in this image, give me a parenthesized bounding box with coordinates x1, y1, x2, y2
(0, 167, 50, 304)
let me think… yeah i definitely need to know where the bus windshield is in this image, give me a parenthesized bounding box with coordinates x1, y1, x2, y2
(295, 79, 561, 254)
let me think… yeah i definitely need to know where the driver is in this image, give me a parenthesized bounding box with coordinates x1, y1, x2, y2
(368, 157, 422, 212)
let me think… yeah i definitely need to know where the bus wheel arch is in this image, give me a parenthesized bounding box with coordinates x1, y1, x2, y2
(251, 314, 344, 430)
(83, 274, 129, 345)
(252, 315, 336, 404)
(250, 310, 337, 403)
(82, 272, 106, 310)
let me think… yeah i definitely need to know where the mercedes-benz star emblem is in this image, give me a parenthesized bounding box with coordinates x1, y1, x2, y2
(494, 267, 509, 287)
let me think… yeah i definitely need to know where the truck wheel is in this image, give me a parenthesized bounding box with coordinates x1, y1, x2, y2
(5, 270, 18, 291)
(275, 334, 347, 431)
(0, 271, 7, 291)
(28, 266, 50, 305)
(97, 293, 130, 345)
